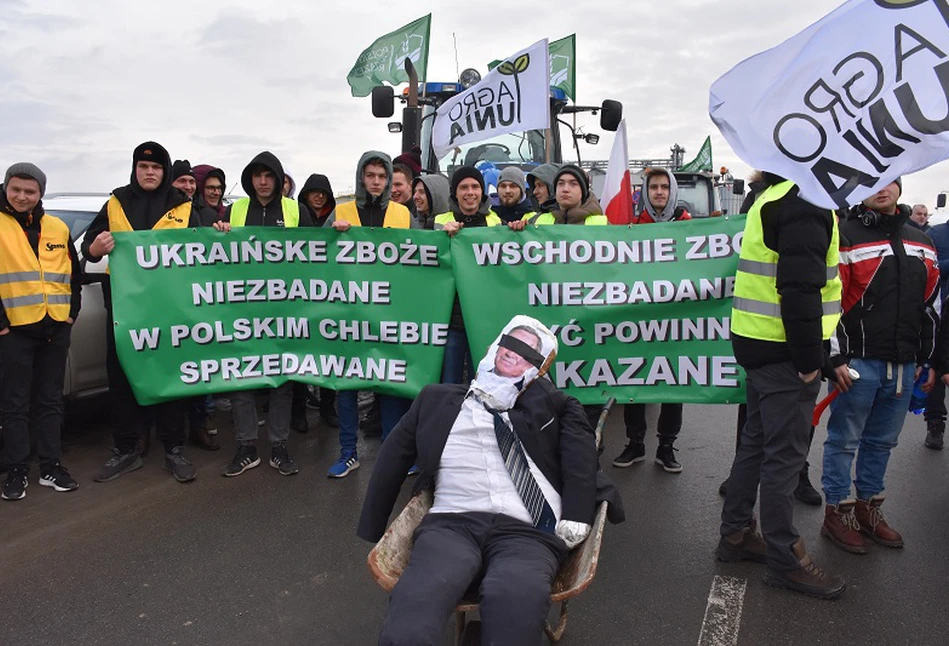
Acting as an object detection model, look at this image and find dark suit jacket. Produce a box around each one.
[357,379,624,543]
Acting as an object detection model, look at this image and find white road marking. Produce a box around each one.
[697,575,747,646]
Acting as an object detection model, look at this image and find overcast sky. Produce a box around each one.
[2,0,947,209]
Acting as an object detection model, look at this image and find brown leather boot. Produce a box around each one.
[820,500,868,554]
[716,517,767,563]
[854,495,904,548]
[189,425,220,451]
[763,539,846,600]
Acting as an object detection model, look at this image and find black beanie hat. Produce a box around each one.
[172,159,195,181]
[554,164,590,204]
[133,141,169,167]
[451,166,486,200]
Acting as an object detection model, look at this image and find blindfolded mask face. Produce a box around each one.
[468,315,558,411]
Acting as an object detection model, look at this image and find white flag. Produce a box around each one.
[710,0,949,210]
[433,39,550,160]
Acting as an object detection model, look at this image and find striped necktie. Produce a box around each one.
[489,409,557,533]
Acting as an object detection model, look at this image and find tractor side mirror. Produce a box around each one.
[371,86,395,119]
[599,100,623,132]
[937,193,946,209]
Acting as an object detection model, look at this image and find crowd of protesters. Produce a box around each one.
[2,139,948,603]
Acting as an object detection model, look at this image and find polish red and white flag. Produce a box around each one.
[602,119,633,225]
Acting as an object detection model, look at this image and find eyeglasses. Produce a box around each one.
[205,185,224,192]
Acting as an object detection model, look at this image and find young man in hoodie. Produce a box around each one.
[171,160,219,228]
[299,174,336,228]
[327,152,413,478]
[219,152,312,479]
[0,163,82,500]
[82,141,200,484]
[434,167,502,385]
[411,173,450,230]
[613,168,688,473]
[526,163,561,213]
[193,164,227,221]
[820,179,939,555]
[494,166,534,224]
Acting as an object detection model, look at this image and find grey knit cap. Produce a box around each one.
[498,166,527,192]
[5,162,47,197]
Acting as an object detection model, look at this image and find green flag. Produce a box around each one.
[678,136,713,172]
[347,14,431,98]
[489,34,576,101]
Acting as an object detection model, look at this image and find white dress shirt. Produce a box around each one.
[430,396,562,525]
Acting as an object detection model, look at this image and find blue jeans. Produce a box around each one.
[821,358,914,505]
[441,328,473,384]
[337,391,413,454]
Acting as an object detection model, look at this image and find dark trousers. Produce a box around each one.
[924,378,947,422]
[0,325,70,470]
[291,382,335,418]
[735,403,815,466]
[106,314,186,454]
[721,361,821,571]
[380,512,565,646]
[624,403,683,444]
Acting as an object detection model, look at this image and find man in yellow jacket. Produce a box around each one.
[0,163,82,500]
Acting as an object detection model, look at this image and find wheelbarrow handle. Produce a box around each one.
[594,398,616,452]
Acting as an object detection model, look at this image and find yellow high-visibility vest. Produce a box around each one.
[433,211,502,228]
[0,213,72,326]
[731,180,842,342]
[107,196,191,232]
[335,200,410,228]
[230,197,300,228]
[523,212,608,225]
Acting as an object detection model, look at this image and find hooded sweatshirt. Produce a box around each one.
[224,151,314,227]
[325,150,394,228]
[298,174,337,227]
[634,168,690,224]
[81,142,198,262]
[411,174,450,230]
[527,163,561,212]
[193,164,227,220]
[0,189,82,335]
[494,192,534,223]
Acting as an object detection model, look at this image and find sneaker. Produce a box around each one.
[223,444,261,477]
[328,451,359,478]
[763,539,846,600]
[820,500,868,554]
[39,462,79,492]
[164,446,197,483]
[1,469,28,501]
[716,519,767,563]
[94,448,144,482]
[925,419,945,450]
[612,443,646,468]
[854,495,904,548]
[270,443,299,476]
[655,443,682,473]
[794,465,822,506]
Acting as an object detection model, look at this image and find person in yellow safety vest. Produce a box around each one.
[433,166,503,385]
[327,150,411,230]
[717,172,847,600]
[80,141,201,485]
[212,151,312,479]
[522,165,607,226]
[0,163,82,500]
[223,152,312,229]
[327,151,413,480]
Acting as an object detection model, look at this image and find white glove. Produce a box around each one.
[555,520,591,549]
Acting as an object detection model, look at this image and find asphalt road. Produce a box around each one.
[2,397,948,645]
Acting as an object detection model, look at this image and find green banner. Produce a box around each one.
[678,135,713,172]
[347,14,431,97]
[109,227,454,405]
[489,34,576,100]
[451,218,747,405]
